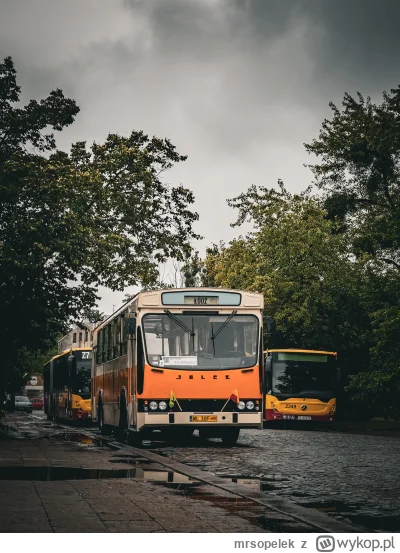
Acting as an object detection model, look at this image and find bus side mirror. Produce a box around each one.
[124,317,137,336]
[336,367,342,382]
[264,316,276,335]
[264,356,272,393]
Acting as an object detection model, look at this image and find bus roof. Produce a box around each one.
[96,288,264,330]
[51,347,92,361]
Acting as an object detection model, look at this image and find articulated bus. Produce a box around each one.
[92,288,264,446]
[264,349,339,423]
[44,348,92,422]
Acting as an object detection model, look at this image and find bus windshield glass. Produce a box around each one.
[271,352,336,400]
[143,313,259,370]
[74,351,92,399]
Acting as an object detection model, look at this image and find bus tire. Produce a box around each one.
[220,428,240,447]
[127,430,142,447]
[166,427,193,444]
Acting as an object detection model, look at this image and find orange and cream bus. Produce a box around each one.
[44,348,92,422]
[264,349,339,423]
[92,288,264,446]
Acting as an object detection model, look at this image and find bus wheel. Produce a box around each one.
[166,427,193,444]
[198,428,209,443]
[127,431,142,447]
[220,428,240,447]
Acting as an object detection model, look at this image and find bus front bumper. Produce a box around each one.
[265,409,334,422]
[136,411,262,430]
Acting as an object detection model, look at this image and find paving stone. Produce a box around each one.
[4,412,397,533]
[104,520,164,532]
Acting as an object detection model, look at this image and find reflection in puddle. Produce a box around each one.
[46,433,107,447]
[109,458,152,465]
[0,465,200,485]
[182,490,284,532]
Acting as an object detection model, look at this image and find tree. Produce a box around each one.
[82,309,105,324]
[0,57,199,396]
[305,88,400,419]
[304,89,400,270]
[181,251,203,287]
[205,183,371,379]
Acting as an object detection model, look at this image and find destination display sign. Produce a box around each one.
[183,296,219,306]
[160,356,198,366]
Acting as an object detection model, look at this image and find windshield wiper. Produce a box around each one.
[211,310,237,343]
[164,310,195,337]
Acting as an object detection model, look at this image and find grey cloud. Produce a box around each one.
[231,0,400,93]
[1,0,399,312]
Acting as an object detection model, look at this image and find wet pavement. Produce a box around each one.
[1,412,399,532]
[0,413,316,533]
[152,427,400,532]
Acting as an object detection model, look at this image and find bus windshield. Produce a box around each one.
[271,352,336,400]
[74,351,92,399]
[143,313,259,370]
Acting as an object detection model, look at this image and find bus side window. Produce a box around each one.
[97,330,103,364]
[121,316,128,356]
[103,327,108,363]
[107,325,113,361]
[115,317,121,358]
[111,319,118,359]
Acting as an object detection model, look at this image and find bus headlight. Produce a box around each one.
[159,401,167,411]
[149,401,158,410]
[238,401,245,410]
[246,401,255,410]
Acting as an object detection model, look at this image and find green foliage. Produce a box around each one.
[0,57,199,395]
[304,87,400,419]
[205,183,372,383]
[304,90,400,270]
[181,251,203,287]
[82,309,105,324]
[347,366,400,421]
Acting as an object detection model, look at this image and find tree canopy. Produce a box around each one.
[198,87,400,419]
[203,183,371,378]
[0,56,199,396]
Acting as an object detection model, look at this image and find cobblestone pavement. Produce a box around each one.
[153,427,400,532]
[0,413,316,533]
[2,413,399,532]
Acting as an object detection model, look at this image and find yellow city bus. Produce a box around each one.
[44,348,92,422]
[92,288,264,446]
[264,349,339,423]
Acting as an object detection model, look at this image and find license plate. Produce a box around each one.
[184,296,219,306]
[191,415,217,423]
[297,416,311,420]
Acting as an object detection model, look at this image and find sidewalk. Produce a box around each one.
[0,415,315,533]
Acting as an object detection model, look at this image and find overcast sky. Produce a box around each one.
[1,0,399,315]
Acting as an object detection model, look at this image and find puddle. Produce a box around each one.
[109,458,152,465]
[46,433,108,447]
[0,465,200,485]
[182,489,283,531]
